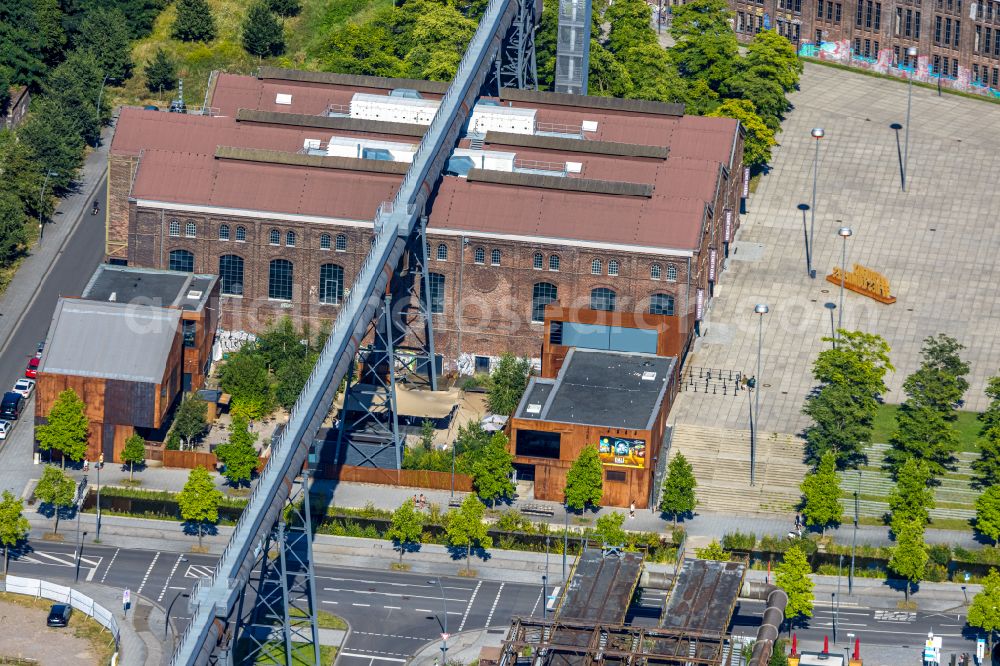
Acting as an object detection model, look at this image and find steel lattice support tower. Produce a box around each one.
[554,0,592,94]
[492,0,540,92]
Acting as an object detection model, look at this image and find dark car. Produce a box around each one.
[0,392,23,420]
[46,604,72,627]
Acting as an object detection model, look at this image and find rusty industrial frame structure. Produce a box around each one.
[498,618,741,666]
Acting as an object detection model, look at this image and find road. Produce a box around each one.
[0,176,107,390]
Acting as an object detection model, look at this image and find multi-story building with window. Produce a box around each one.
[729,0,1000,89]
[107,68,747,370]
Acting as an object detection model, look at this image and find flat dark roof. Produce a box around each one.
[82,265,216,311]
[662,558,745,636]
[516,349,674,430]
[560,548,644,624]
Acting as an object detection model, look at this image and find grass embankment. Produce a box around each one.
[0,592,117,666]
[872,403,982,452]
[112,0,388,109]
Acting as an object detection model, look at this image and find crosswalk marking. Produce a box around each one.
[184,564,215,578]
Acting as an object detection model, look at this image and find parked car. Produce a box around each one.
[12,378,34,398]
[0,420,10,440]
[46,604,72,627]
[35,341,44,358]
[25,356,39,378]
[0,392,23,420]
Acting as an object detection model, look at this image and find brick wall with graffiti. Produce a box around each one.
[799,41,1000,99]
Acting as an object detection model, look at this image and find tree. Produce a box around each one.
[799,450,843,535]
[77,8,133,84]
[909,334,970,415]
[268,0,302,16]
[973,374,1000,489]
[19,96,86,190]
[588,40,634,98]
[144,48,177,94]
[445,494,492,572]
[775,545,814,628]
[564,445,603,510]
[888,518,928,603]
[172,0,217,42]
[0,490,30,574]
[594,512,627,546]
[803,330,893,469]
[659,453,697,525]
[214,415,260,486]
[967,568,1000,646]
[275,355,313,410]
[976,486,1000,547]
[486,353,531,416]
[220,352,272,418]
[668,0,739,90]
[619,44,689,104]
[709,99,776,171]
[604,0,656,55]
[742,29,802,92]
[178,466,222,549]
[887,457,935,529]
[0,192,29,267]
[386,499,423,565]
[45,50,110,147]
[122,434,146,482]
[695,539,727,560]
[981,374,1000,434]
[36,388,89,467]
[172,395,208,450]
[315,17,404,78]
[34,465,75,535]
[0,0,45,86]
[242,1,285,57]
[472,432,515,506]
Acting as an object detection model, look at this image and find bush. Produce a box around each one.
[924,562,949,583]
[722,531,757,551]
[927,543,951,567]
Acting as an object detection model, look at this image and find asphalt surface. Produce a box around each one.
[0,176,107,391]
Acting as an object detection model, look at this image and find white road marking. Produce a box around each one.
[169,586,187,590]
[25,551,100,567]
[323,587,466,603]
[353,631,424,641]
[458,580,482,632]
[319,575,471,591]
[383,606,401,610]
[184,564,214,578]
[485,582,505,627]
[415,608,432,613]
[158,554,185,602]
[100,548,120,583]
[530,588,543,616]
[352,603,371,607]
[340,652,406,662]
[321,600,339,605]
[136,551,160,595]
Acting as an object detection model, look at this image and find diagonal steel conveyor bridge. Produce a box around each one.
[168,0,524,661]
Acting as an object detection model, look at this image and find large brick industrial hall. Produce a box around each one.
[107,67,746,370]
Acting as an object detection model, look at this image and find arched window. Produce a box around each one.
[531,282,558,323]
[428,273,445,314]
[169,249,194,273]
[219,255,244,296]
[548,254,560,271]
[649,293,675,316]
[219,224,230,241]
[491,249,501,266]
[474,247,485,264]
[591,287,616,312]
[533,252,544,270]
[608,259,620,276]
[319,264,344,305]
[336,233,347,251]
[591,258,602,275]
[269,229,280,245]
[185,221,196,238]
[320,233,331,250]
[285,231,296,247]
[268,259,293,300]
[235,226,247,242]
[666,263,678,281]
[650,263,662,280]
[168,219,180,237]
[437,243,448,260]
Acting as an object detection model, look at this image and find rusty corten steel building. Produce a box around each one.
[107,68,746,370]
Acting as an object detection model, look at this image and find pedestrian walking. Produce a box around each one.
[629,502,636,519]
[419,493,426,510]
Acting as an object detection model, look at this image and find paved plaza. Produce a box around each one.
[673,62,1000,435]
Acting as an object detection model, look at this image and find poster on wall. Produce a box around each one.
[598,436,646,468]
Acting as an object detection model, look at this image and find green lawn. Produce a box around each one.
[872,403,983,452]
[239,640,337,665]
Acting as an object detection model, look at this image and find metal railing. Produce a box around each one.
[535,121,584,136]
[514,158,567,173]
[325,103,351,116]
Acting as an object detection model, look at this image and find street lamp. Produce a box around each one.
[164,590,190,640]
[542,574,548,620]
[903,46,918,192]
[38,170,59,241]
[824,303,836,348]
[809,128,825,279]
[428,579,448,663]
[837,228,853,336]
[850,469,859,595]
[562,502,569,582]
[752,304,768,486]
[96,453,104,542]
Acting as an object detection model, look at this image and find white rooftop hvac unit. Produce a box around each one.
[469,105,536,135]
[350,92,440,125]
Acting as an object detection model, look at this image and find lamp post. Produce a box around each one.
[752,304,768,487]
[837,228,853,335]
[832,592,838,644]
[542,574,548,620]
[96,453,104,542]
[562,502,569,582]
[450,443,456,498]
[164,590,190,640]
[824,303,836,348]
[903,46,918,191]
[428,579,448,663]
[95,74,109,147]
[37,170,59,241]
[850,470,859,595]
[809,128,825,278]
